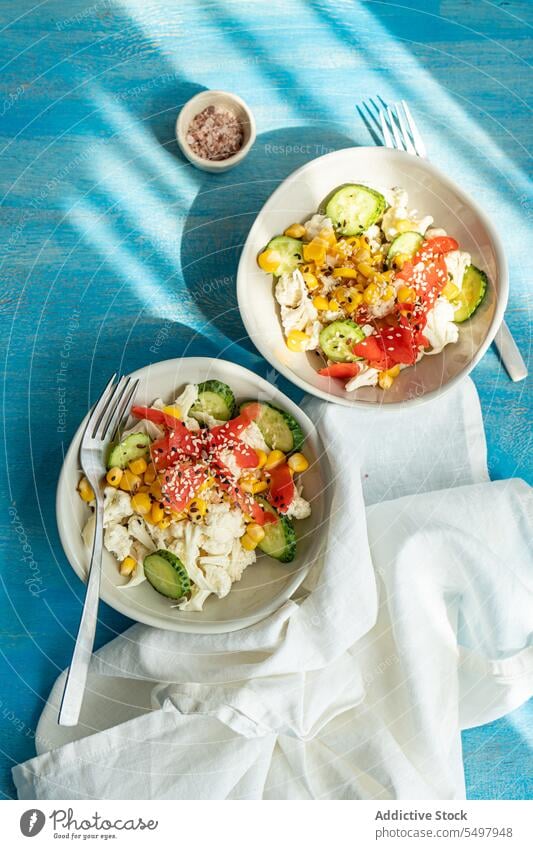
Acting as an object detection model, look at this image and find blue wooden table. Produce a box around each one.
[0,0,531,800]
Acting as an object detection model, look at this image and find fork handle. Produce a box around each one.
[494,320,528,382]
[58,497,104,726]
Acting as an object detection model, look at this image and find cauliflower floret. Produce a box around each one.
[103,487,133,527]
[275,270,318,345]
[127,515,156,551]
[203,564,232,598]
[364,223,382,253]
[104,523,131,561]
[201,502,245,556]
[444,250,471,291]
[217,448,241,480]
[240,421,269,453]
[285,493,311,520]
[424,297,459,354]
[227,538,256,582]
[345,366,380,391]
[304,213,333,240]
[381,187,433,240]
[178,587,211,612]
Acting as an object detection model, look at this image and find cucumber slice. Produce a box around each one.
[325,184,387,236]
[240,401,304,453]
[319,320,365,362]
[190,380,236,423]
[143,549,191,600]
[387,231,424,266]
[452,265,488,323]
[255,498,296,563]
[107,433,151,470]
[263,235,303,276]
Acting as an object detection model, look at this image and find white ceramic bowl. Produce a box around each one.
[176,90,256,173]
[56,358,328,633]
[237,147,508,407]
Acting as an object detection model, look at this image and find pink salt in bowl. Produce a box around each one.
[176,90,256,173]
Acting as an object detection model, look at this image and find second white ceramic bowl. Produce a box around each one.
[237,147,508,408]
[56,358,328,633]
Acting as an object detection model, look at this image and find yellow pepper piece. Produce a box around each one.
[303,237,328,264]
[284,223,306,239]
[254,449,267,469]
[240,477,268,494]
[328,298,340,311]
[246,523,266,544]
[378,365,402,390]
[363,283,380,305]
[312,295,329,311]
[162,405,182,419]
[333,267,359,279]
[441,281,460,301]
[302,271,319,291]
[187,497,207,523]
[286,330,309,352]
[150,502,165,524]
[258,249,281,273]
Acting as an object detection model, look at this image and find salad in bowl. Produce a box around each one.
[77,379,312,613]
[257,183,488,392]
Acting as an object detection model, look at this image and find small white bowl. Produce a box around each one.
[56,358,328,634]
[237,146,508,408]
[176,90,256,173]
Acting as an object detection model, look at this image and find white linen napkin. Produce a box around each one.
[13,378,533,800]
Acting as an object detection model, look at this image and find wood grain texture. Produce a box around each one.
[0,0,531,799]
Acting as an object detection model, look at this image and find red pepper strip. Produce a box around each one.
[131,405,184,430]
[267,463,295,514]
[352,334,389,370]
[208,410,260,468]
[353,325,418,369]
[161,463,210,512]
[423,236,458,254]
[318,362,361,379]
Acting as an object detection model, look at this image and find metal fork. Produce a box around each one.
[58,373,139,726]
[361,98,527,383]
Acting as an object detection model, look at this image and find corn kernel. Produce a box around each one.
[288,453,309,473]
[312,295,329,311]
[378,365,402,390]
[119,470,141,492]
[131,492,152,515]
[397,286,416,304]
[240,533,258,551]
[144,464,157,484]
[162,405,182,419]
[255,449,267,469]
[284,223,306,239]
[328,298,340,311]
[264,449,285,471]
[137,484,151,493]
[246,523,266,544]
[355,248,371,263]
[149,480,163,500]
[158,517,171,530]
[382,285,395,301]
[393,253,409,269]
[258,249,281,273]
[78,476,95,502]
[106,467,123,487]
[286,329,309,352]
[128,457,147,476]
[170,510,186,521]
[363,283,380,305]
[344,291,363,313]
[302,271,319,290]
[319,227,337,248]
[120,556,136,577]
[187,497,207,523]
[150,502,165,524]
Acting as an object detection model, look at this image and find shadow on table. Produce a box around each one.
[179,125,355,348]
